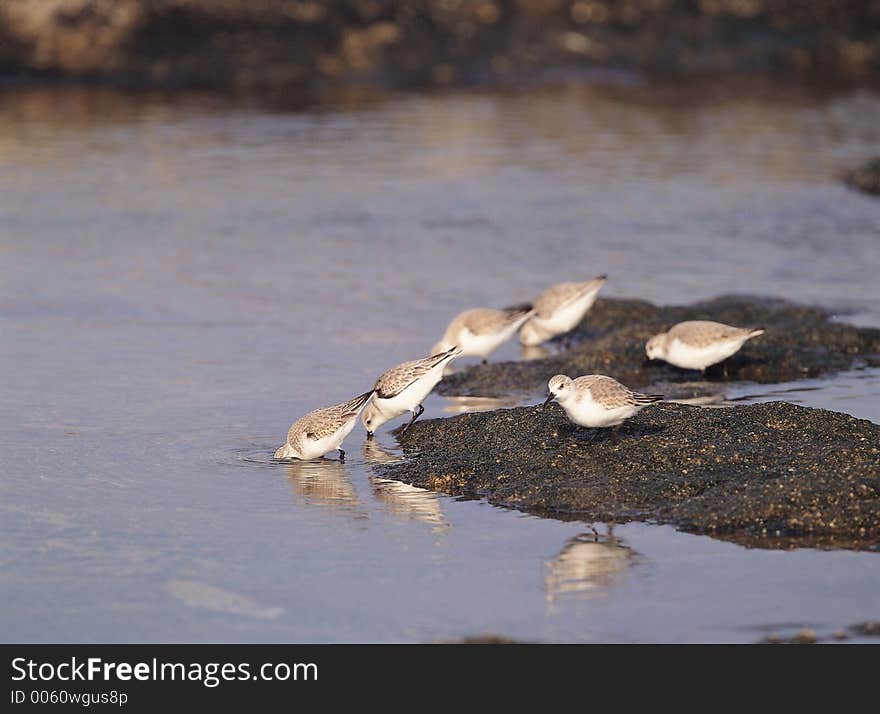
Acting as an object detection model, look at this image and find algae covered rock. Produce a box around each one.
[379,401,880,551]
[439,295,880,398]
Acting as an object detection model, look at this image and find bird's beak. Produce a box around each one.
[543,393,555,406]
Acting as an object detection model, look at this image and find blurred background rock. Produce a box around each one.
[1,0,878,91]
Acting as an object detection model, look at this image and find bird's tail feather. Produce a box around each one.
[427,344,463,366]
[342,390,375,416]
[634,393,664,405]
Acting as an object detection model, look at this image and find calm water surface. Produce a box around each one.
[1,82,879,642]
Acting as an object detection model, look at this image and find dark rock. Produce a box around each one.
[849,620,880,637]
[1,1,879,89]
[439,295,880,398]
[378,401,880,551]
[845,157,880,196]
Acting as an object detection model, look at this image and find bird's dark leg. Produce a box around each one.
[609,425,621,445]
[366,431,374,441]
[481,358,488,365]
[337,448,346,462]
[401,404,425,432]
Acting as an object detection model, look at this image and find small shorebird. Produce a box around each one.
[519,276,607,346]
[275,391,373,461]
[432,307,533,363]
[362,346,461,437]
[646,320,765,373]
[544,374,662,430]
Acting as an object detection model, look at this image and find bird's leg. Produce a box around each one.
[337,448,346,462]
[402,404,425,432]
[609,425,621,445]
[723,361,729,380]
[366,431,374,441]
[481,358,488,365]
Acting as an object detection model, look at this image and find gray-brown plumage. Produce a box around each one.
[432,306,534,359]
[578,375,660,408]
[646,320,765,372]
[275,391,373,460]
[533,277,606,318]
[362,346,462,435]
[447,307,531,336]
[373,348,459,399]
[519,276,607,346]
[545,374,662,428]
[666,320,763,348]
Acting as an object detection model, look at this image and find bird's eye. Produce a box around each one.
[558,384,564,389]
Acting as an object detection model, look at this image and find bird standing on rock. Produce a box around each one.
[362,346,462,438]
[646,320,765,374]
[432,307,534,363]
[519,276,607,346]
[544,374,662,434]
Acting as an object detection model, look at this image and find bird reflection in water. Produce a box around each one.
[545,526,637,605]
[361,438,404,465]
[520,344,550,361]
[363,439,449,533]
[285,459,361,512]
[442,395,519,415]
[370,478,450,534]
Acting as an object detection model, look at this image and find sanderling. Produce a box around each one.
[544,374,662,429]
[519,276,607,346]
[646,320,765,373]
[432,307,533,362]
[545,528,634,603]
[275,390,373,461]
[362,345,461,437]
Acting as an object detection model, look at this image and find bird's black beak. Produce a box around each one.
[543,393,555,406]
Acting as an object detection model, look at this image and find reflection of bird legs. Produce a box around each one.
[705,361,730,380]
[401,404,425,432]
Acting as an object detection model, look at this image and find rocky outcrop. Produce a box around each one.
[439,295,880,398]
[378,401,880,551]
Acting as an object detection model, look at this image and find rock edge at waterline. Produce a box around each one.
[379,401,880,551]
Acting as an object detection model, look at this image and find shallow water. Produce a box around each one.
[1,82,879,643]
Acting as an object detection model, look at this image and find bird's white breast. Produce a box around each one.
[665,337,748,370]
[457,327,510,358]
[535,289,599,335]
[375,366,444,417]
[558,393,639,427]
[297,419,355,460]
